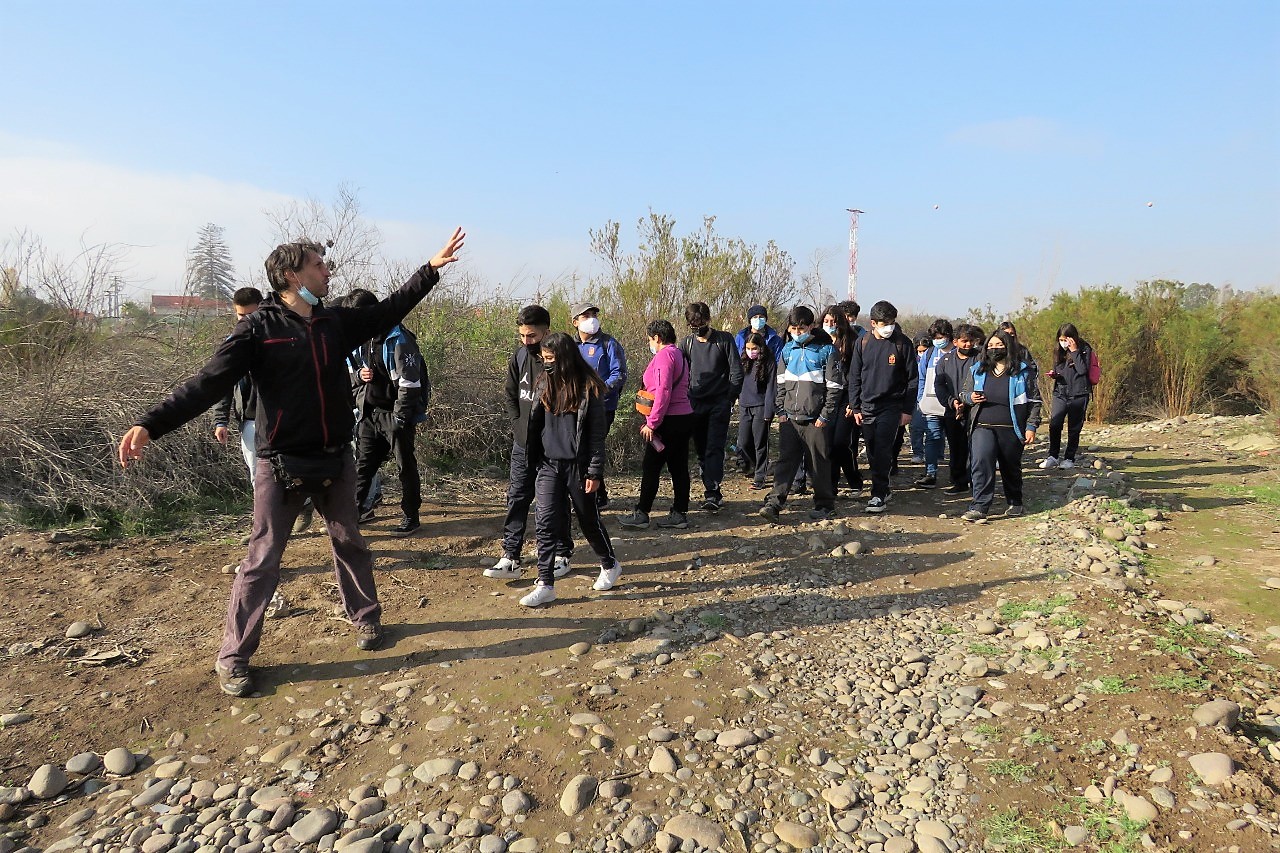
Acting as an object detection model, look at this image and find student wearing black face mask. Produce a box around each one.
[959,329,1042,521]
[485,305,574,582]
[679,302,743,513]
[933,324,984,495]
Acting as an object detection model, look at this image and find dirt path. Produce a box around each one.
[1,413,1278,851]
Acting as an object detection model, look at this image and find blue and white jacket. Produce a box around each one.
[961,359,1043,436]
[775,330,844,424]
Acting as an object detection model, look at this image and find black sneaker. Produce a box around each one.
[355,622,384,651]
[865,496,889,514]
[943,482,970,494]
[701,497,722,514]
[758,503,781,523]
[1004,505,1025,517]
[656,511,689,529]
[393,518,421,536]
[215,662,253,697]
[808,506,837,521]
[913,474,937,489]
[358,507,376,523]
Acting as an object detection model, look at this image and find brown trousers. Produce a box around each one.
[217,453,381,668]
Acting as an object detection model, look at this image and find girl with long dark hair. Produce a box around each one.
[521,332,621,606]
[1041,322,1100,470]
[821,305,863,496]
[736,331,778,490]
[959,330,1043,521]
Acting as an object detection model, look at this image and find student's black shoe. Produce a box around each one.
[758,503,781,523]
[749,482,768,491]
[393,518,421,536]
[913,474,937,489]
[701,497,722,514]
[358,507,376,524]
[808,506,837,521]
[944,482,970,495]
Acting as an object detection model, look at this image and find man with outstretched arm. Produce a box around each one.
[119,228,465,697]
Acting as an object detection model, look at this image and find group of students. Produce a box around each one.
[484,298,1105,610]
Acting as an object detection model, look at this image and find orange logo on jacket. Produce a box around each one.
[888,354,896,364]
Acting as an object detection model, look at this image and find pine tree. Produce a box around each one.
[185,223,237,300]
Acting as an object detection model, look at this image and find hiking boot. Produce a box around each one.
[656,511,689,529]
[618,510,650,529]
[944,481,970,494]
[593,559,623,591]
[393,517,421,536]
[865,496,889,514]
[520,582,557,607]
[961,508,988,522]
[484,556,523,580]
[553,555,572,579]
[1004,504,1025,517]
[913,474,937,489]
[1038,456,1059,470]
[355,622,384,651]
[1059,458,1076,469]
[292,503,314,535]
[808,506,837,521]
[215,662,253,697]
[701,497,722,513]
[758,503,781,523]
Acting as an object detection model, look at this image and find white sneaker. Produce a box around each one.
[265,591,288,619]
[593,559,623,591]
[519,582,557,607]
[1039,456,1059,469]
[553,556,572,579]
[1059,458,1076,469]
[483,556,523,580]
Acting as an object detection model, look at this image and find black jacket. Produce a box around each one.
[848,328,919,414]
[354,324,427,422]
[528,389,608,481]
[212,374,258,428]
[138,265,440,456]
[504,345,542,449]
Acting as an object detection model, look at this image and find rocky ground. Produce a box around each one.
[1,413,1279,853]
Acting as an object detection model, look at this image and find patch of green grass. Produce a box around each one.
[934,624,960,636]
[1219,484,1280,507]
[988,759,1036,781]
[1224,646,1254,662]
[698,613,729,630]
[696,652,724,668]
[998,594,1074,622]
[1152,672,1210,692]
[1102,499,1150,527]
[1071,797,1149,853]
[1051,611,1087,629]
[974,723,1003,738]
[983,808,1065,853]
[969,642,1004,657]
[1030,647,1063,662]
[1092,675,1137,695]
[1082,738,1109,754]
[1024,730,1055,747]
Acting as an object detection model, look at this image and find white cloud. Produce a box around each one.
[947,117,1103,155]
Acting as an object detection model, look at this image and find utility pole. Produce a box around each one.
[846,209,864,302]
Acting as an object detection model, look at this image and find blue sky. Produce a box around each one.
[2,1,1277,316]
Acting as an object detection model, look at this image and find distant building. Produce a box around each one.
[150,295,227,318]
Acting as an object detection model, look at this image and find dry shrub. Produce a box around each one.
[0,333,248,528]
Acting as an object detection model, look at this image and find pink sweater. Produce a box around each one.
[643,344,692,428]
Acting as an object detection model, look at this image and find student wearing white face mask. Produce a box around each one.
[847,300,919,513]
[571,302,627,509]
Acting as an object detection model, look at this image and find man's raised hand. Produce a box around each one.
[429,227,466,270]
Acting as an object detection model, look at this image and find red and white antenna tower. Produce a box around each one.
[846,208,864,301]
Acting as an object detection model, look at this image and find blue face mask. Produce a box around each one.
[792,332,811,345]
[750,317,766,331]
[932,338,947,348]
[298,286,321,306]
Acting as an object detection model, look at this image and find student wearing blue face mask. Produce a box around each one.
[759,305,844,523]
